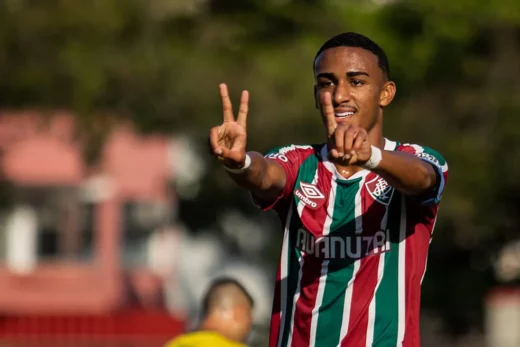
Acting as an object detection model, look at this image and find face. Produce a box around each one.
[314,46,396,133]
[231,302,253,342]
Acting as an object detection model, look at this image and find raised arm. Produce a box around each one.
[321,92,444,201]
[372,150,438,196]
[208,84,287,204]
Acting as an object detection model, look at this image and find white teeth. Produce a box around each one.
[335,112,355,118]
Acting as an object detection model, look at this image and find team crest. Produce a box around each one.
[365,176,394,205]
[294,182,325,209]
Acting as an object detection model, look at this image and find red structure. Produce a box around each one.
[0,112,186,346]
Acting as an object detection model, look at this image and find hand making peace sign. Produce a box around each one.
[208,84,249,169]
[320,92,373,166]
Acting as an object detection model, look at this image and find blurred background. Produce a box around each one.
[0,0,520,346]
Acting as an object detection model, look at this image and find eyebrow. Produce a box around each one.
[347,71,370,77]
[316,72,335,80]
[316,71,370,79]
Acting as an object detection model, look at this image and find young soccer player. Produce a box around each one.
[208,32,448,347]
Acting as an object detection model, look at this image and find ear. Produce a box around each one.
[314,85,319,109]
[380,81,396,108]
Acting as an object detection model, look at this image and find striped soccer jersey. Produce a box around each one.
[255,138,448,347]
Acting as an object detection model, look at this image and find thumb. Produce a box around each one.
[218,147,232,159]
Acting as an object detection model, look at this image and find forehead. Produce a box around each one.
[314,46,381,77]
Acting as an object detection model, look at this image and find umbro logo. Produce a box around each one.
[365,176,394,205]
[294,182,325,209]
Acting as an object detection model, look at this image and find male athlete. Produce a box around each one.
[164,277,254,347]
[208,32,448,347]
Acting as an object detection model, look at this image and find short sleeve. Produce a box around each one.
[251,145,315,211]
[397,144,448,206]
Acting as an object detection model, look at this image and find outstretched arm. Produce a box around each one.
[208,84,287,205]
[225,152,287,204]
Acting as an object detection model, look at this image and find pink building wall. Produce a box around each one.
[0,111,176,315]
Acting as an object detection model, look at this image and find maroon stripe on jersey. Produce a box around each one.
[402,200,437,347]
[290,163,333,347]
[290,258,324,347]
[270,266,283,347]
[342,172,388,347]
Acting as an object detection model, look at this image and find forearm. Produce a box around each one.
[226,151,286,201]
[373,150,436,196]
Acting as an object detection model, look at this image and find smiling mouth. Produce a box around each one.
[334,111,355,118]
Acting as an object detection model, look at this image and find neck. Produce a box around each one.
[367,116,385,149]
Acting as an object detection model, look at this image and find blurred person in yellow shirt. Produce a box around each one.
[164,277,254,347]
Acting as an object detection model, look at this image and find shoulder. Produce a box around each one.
[265,143,324,161]
[394,142,448,168]
[265,144,320,155]
[162,331,199,347]
[163,331,245,347]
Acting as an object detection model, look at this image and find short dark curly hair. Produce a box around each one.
[314,32,390,77]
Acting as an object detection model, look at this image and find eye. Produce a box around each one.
[350,80,365,87]
[318,80,333,88]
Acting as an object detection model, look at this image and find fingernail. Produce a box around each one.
[344,154,351,160]
[338,152,344,157]
[215,149,222,155]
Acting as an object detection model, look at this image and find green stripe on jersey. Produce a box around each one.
[280,214,303,347]
[314,178,362,346]
[372,192,402,345]
[294,150,319,189]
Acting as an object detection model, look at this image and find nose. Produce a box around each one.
[333,80,351,106]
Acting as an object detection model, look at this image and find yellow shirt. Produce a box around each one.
[163,331,246,347]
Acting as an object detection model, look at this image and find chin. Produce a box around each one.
[334,116,357,125]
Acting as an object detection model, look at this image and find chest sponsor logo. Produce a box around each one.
[294,182,325,209]
[365,176,394,205]
[296,227,391,260]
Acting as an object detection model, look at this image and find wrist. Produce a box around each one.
[361,146,382,169]
[224,153,252,174]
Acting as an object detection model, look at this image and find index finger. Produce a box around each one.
[236,90,249,128]
[220,83,234,122]
[321,92,337,136]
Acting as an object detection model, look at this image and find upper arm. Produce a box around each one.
[252,145,314,211]
[397,144,449,206]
